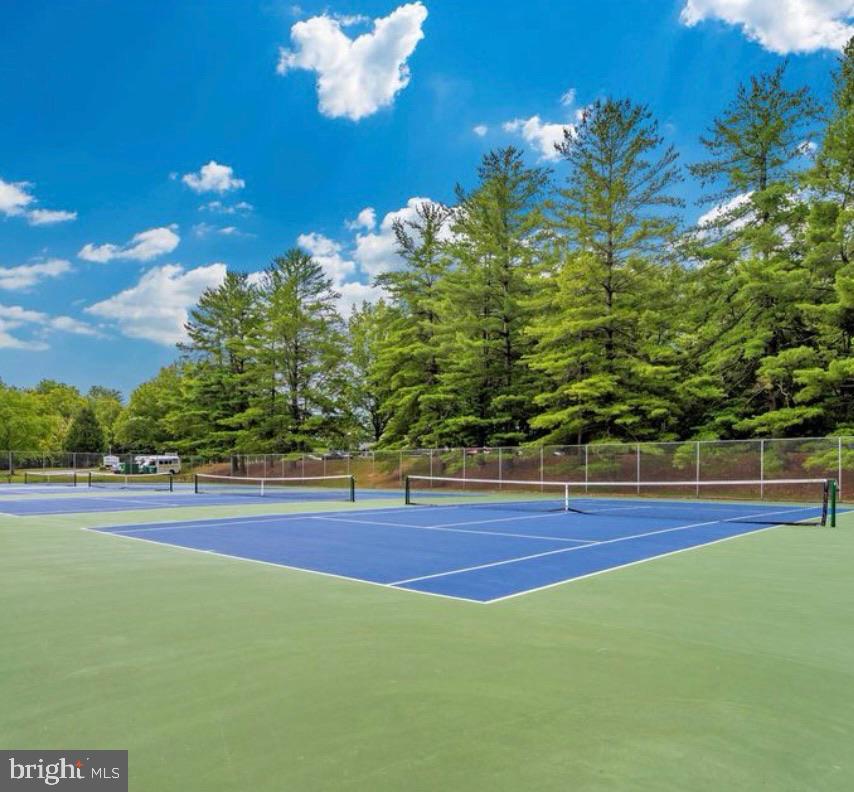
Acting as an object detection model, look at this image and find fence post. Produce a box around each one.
[839,437,843,500]
[462,448,466,481]
[695,441,700,496]
[539,446,544,484]
[498,447,503,485]
[760,439,765,498]
[584,445,589,493]
[636,443,641,494]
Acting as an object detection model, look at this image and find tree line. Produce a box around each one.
[3,48,853,455]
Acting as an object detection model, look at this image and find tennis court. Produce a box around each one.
[0,472,369,515]
[89,477,837,602]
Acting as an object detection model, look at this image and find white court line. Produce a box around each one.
[388,505,811,587]
[82,526,483,605]
[104,512,590,545]
[94,504,423,533]
[487,520,812,603]
[316,515,593,544]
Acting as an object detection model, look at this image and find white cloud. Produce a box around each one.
[346,207,377,231]
[297,231,356,285]
[503,116,572,161]
[200,200,254,215]
[246,271,266,288]
[277,2,428,120]
[182,161,245,194]
[27,208,77,225]
[696,191,755,232]
[0,258,72,291]
[472,124,488,137]
[353,196,449,276]
[79,226,180,263]
[0,176,76,225]
[48,315,100,336]
[0,177,34,217]
[798,139,819,156]
[337,281,387,314]
[680,0,854,54]
[86,263,227,345]
[193,221,252,238]
[0,303,98,350]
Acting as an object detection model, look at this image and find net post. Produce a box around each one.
[404,476,411,505]
[87,471,93,488]
[168,473,174,493]
[71,471,77,487]
[349,476,355,502]
[193,474,199,494]
[830,479,837,528]
[564,483,570,512]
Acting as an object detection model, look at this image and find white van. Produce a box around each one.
[134,454,181,474]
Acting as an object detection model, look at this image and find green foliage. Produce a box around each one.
[525,99,685,443]
[9,48,854,452]
[0,382,59,452]
[432,147,549,446]
[64,404,105,452]
[373,201,451,446]
[114,366,184,451]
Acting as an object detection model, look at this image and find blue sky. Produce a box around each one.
[0,0,849,397]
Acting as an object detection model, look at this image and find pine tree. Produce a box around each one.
[525,99,685,443]
[433,147,550,446]
[687,63,825,436]
[373,202,451,446]
[249,249,349,450]
[65,404,105,452]
[347,300,394,444]
[180,272,260,454]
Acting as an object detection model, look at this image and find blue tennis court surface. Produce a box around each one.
[0,486,399,515]
[89,498,833,603]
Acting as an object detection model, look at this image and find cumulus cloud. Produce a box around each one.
[277,2,428,120]
[0,178,34,217]
[0,176,76,225]
[182,161,246,194]
[680,0,854,54]
[503,116,572,161]
[337,281,387,314]
[696,191,755,235]
[352,196,450,276]
[472,124,488,137]
[0,258,72,291]
[78,226,180,263]
[0,303,99,350]
[297,231,357,285]
[86,263,227,345]
[346,207,377,231]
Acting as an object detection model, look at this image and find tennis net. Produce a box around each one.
[88,471,174,491]
[23,470,78,487]
[194,473,356,502]
[404,475,837,526]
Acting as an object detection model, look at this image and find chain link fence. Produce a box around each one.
[2,436,852,500]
